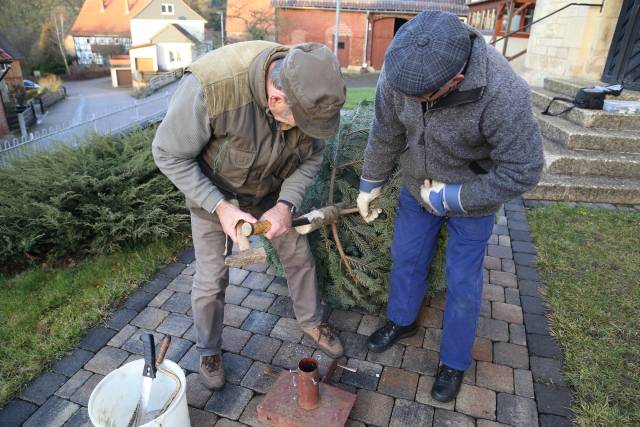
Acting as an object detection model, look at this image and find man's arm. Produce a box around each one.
[152,74,225,213]
[459,80,544,210]
[277,138,325,210]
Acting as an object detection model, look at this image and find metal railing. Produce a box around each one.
[0,93,171,166]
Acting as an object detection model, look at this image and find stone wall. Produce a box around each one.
[523,0,623,85]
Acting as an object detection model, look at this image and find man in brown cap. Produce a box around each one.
[152,41,346,390]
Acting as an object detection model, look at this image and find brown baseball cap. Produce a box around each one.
[280,43,346,139]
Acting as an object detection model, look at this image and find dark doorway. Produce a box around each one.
[602,0,640,90]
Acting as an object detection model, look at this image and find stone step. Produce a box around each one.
[535,111,640,154]
[526,172,640,205]
[531,87,640,131]
[543,138,640,179]
[543,77,640,101]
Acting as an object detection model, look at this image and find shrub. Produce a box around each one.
[37,74,64,93]
[0,127,189,272]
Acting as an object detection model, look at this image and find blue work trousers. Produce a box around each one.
[387,186,494,371]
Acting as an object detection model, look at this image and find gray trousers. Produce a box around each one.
[189,206,323,356]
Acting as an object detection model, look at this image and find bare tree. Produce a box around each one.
[227,0,276,41]
[50,7,71,75]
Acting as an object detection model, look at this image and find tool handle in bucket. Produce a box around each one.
[140,334,157,378]
[156,336,172,365]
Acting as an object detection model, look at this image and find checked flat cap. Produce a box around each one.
[384,11,471,96]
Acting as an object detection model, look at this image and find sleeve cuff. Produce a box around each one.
[201,189,226,214]
[444,184,465,213]
[360,177,385,192]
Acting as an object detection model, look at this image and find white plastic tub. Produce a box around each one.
[88,359,190,427]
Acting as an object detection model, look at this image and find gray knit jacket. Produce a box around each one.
[362,31,544,217]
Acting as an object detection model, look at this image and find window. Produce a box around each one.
[338,41,345,49]
[169,51,174,62]
[175,51,181,61]
[161,3,174,14]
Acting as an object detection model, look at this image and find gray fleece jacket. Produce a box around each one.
[361,31,544,217]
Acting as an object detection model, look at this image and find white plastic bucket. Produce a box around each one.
[88,359,190,427]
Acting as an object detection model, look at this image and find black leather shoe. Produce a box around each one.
[431,364,464,402]
[367,320,418,353]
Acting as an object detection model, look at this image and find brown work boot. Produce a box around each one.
[303,323,344,358]
[200,354,225,390]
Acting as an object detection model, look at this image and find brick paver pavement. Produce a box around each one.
[1,198,575,426]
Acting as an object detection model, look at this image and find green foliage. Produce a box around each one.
[528,205,640,427]
[0,127,190,272]
[344,87,377,110]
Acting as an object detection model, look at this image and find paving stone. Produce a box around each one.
[241,361,282,394]
[271,342,314,370]
[0,399,38,426]
[367,344,404,368]
[266,277,289,296]
[158,262,187,278]
[55,370,92,399]
[455,383,496,420]
[528,334,562,359]
[523,313,549,335]
[64,406,90,427]
[225,285,251,305]
[514,369,534,398]
[493,224,509,235]
[341,359,383,391]
[157,313,193,336]
[540,414,573,427]
[130,307,170,329]
[241,334,281,363]
[417,306,444,328]
[476,421,511,427]
[164,336,193,362]
[242,272,274,291]
[390,399,434,427]
[476,362,514,393]
[512,241,536,254]
[508,220,530,232]
[20,372,68,405]
[312,349,345,382]
[399,326,425,347]
[104,308,138,330]
[498,235,511,247]
[269,317,303,343]
[267,296,295,318]
[477,318,509,342]
[480,299,492,318]
[148,289,174,308]
[513,251,537,267]
[52,348,94,377]
[241,311,279,336]
[339,331,368,359]
[141,274,173,294]
[350,389,394,426]
[401,346,439,376]
[484,284,505,302]
[182,264,196,276]
[509,324,527,346]
[186,372,214,408]
[121,328,163,354]
[84,346,129,375]
[490,271,517,288]
[178,345,200,372]
[530,356,566,386]
[184,324,197,342]
[328,310,363,332]
[345,420,366,427]
[518,279,542,297]
[123,290,156,312]
[357,315,386,336]
[123,353,143,365]
[167,274,193,293]
[521,295,547,315]
[484,255,502,270]
[463,360,477,385]
[487,245,513,260]
[492,302,523,324]
[504,288,520,306]
[497,393,538,427]
[214,419,247,427]
[221,326,252,353]
[432,408,474,427]
[377,367,419,400]
[509,229,533,242]
[161,292,192,314]
[501,259,516,274]
[239,395,269,427]
[429,292,447,310]
[78,326,117,353]
[224,304,252,328]
[223,352,253,384]
[70,374,104,406]
[242,290,276,311]
[472,337,493,362]
[516,266,541,283]
[488,234,499,245]
[188,407,219,426]
[494,342,529,369]
[415,375,455,410]
[205,384,253,420]
[230,268,250,285]
[23,396,78,427]
[244,263,269,273]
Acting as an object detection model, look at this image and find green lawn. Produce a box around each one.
[0,236,189,406]
[344,87,376,109]
[527,204,640,426]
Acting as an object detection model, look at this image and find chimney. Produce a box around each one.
[99,0,104,12]
[125,0,129,14]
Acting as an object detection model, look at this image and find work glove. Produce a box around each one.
[420,179,465,216]
[357,187,382,223]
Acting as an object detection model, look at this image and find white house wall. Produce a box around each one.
[129,45,159,79]
[73,36,131,65]
[130,19,205,45]
[157,43,193,70]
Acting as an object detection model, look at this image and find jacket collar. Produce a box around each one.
[248,44,290,114]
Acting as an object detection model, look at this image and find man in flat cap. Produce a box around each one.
[357,11,543,401]
[153,41,346,390]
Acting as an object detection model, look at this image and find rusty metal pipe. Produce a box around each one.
[297,357,320,410]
